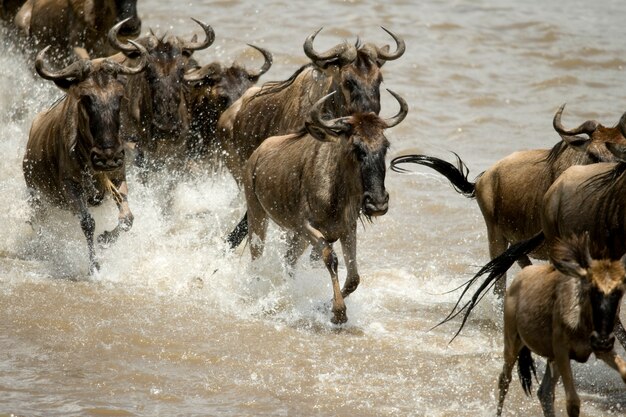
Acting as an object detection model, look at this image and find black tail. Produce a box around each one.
[517,346,537,396]
[226,212,248,249]
[439,231,545,340]
[390,153,477,198]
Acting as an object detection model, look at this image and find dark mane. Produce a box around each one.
[581,161,626,198]
[352,113,386,137]
[252,63,315,99]
[540,140,567,166]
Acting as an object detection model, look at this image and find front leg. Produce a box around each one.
[554,352,580,417]
[97,178,133,247]
[303,221,346,324]
[340,226,360,299]
[64,179,99,274]
[595,350,626,383]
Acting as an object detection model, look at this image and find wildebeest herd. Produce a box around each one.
[3,1,626,416]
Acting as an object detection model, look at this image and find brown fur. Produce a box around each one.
[217,31,404,185]
[111,23,213,172]
[242,93,405,324]
[23,48,145,273]
[497,236,626,417]
[475,115,626,295]
[15,0,140,64]
[184,46,272,160]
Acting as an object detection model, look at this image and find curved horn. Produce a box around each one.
[303,28,357,68]
[376,27,406,62]
[553,104,599,137]
[384,89,409,128]
[245,44,273,80]
[108,17,139,54]
[107,40,149,75]
[310,92,351,132]
[35,46,91,83]
[617,110,626,139]
[183,18,215,52]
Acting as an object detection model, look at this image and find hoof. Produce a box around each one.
[89,261,100,275]
[97,231,115,248]
[331,311,348,325]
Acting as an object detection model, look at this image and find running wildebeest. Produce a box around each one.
[218,26,405,185]
[232,90,407,324]
[107,18,214,171]
[23,35,147,274]
[15,0,141,63]
[391,106,626,296]
[447,146,626,347]
[183,44,273,160]
[497,234,626,417]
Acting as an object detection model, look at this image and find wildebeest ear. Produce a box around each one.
[560,134,591,152]
[606,142,626,162]
[551,235,592,279]
[305,121,329,141]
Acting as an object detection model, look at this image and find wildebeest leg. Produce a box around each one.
[496,321,522,416]
[97,179,134,247]
[594,350,626,383]
[285,232,308,277]
[487,224,509,298]
[247,196,269,261]
[64,180,99,274]
[340,227,359,299]
[537,360,559,417]
[303,221,346,324]
[554,352,580,417]
[614,319,626,351]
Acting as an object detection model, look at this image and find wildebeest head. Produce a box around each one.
[551,234,626,353]
[113,0,141,38]
[109,18,215,140]
[35,39,148,171]
[184,44,273,118]
[306,89,408,217]
[553,104,626,162]
[304,27,405,115]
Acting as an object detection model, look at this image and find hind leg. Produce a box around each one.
[538,360,559,417]
[486,224,509,298]
[497,336,522,416]
[285,232,308,277]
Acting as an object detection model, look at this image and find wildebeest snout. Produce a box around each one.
[91,146,125,171]
[590,331,615,352]
[362,190,389,216]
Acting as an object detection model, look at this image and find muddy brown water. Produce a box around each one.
[1,0,626,415]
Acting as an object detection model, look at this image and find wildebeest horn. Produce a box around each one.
[618,110,626,139]
[245,44,273,80]
[309,92,351,133]
[108,18,139,54]
[35,46,92,84]
[376,27,406,63]
[553,104,599,137]
[304,28,357,68]
[384,89,409,128]
[106,40,149,75]
[183,18,215,52]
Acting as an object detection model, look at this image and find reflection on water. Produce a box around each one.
[2,0,626,415]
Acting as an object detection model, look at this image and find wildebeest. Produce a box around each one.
[183,44,273,160]
[233,90,407,324]
[15,0,141,63]
[23,35,147,274]
[391,105,626,296]
[497,234,626,417]
[107,18,214,171]
[447,147,626,347]
[0,0,24,20]
[218,27,405,185]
